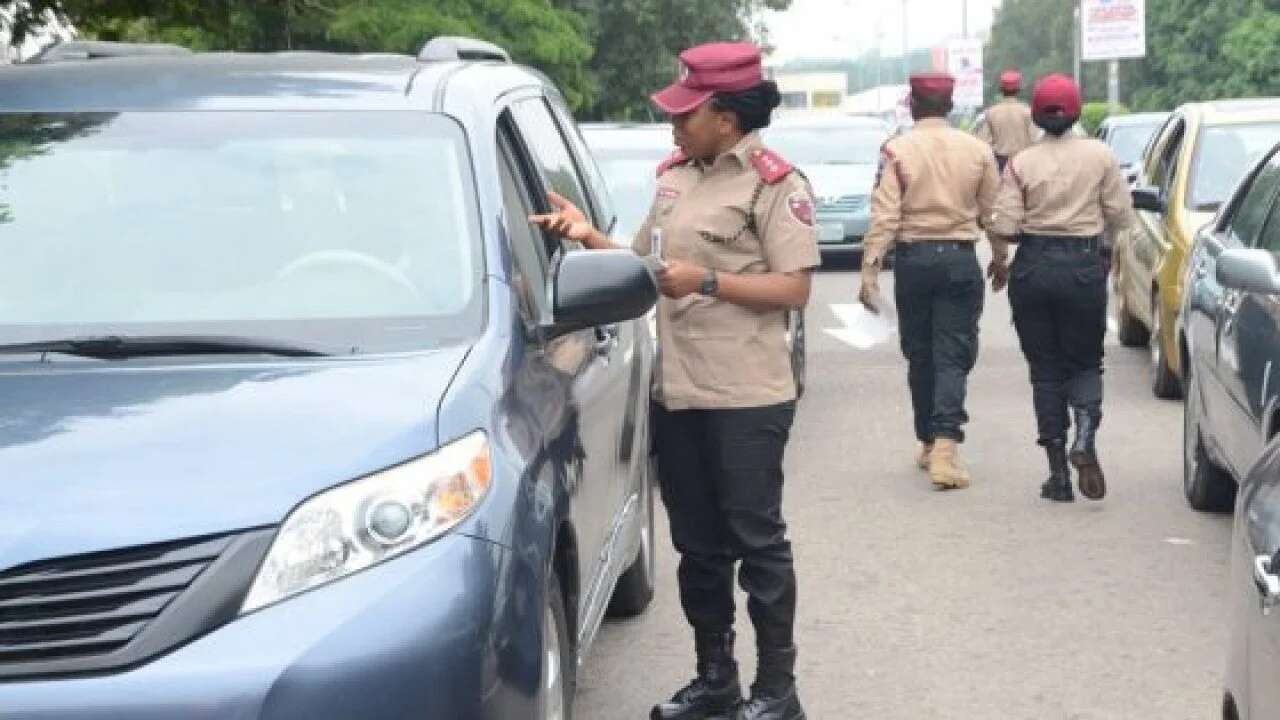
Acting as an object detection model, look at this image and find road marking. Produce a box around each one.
[1164,537,1196,546]
[825,303,896,349]
[1107,317,1118,337]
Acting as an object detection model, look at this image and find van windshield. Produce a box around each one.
[0,111,483,354]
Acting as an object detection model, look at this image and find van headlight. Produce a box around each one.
[241,431,492,614]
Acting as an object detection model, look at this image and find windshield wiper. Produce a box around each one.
[0,334,333,360]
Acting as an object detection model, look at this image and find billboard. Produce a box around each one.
[1081,0,1146,61]
[947,39,984,108]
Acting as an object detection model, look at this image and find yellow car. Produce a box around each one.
[1115,99,1280,398]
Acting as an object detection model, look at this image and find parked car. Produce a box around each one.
[581,121,808,397]
[0,37,659,719]
[1181,142,1280,512]
[1095,111,1170,183]
[763,114,889,265]
[1117,99,1280,399]
[1223,434,1280,719]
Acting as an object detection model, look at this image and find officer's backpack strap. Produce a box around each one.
[656,149,691,177]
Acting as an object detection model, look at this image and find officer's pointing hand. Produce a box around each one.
[657,260,704,299]
[530,192,595,244]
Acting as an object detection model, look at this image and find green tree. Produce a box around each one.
[1221,6,1280,100]
[3,0,596,109]
[575,0,792,121]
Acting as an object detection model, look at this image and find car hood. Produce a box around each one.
[803,163,877,201]
[0,347,468,571]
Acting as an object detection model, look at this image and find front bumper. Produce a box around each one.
[0,535,537,720]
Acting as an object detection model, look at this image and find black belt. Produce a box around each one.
[1019,234,1102,253]
[897,240,976,255]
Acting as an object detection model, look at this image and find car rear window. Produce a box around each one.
[0,111,483,353]
[1189,122,1280,212]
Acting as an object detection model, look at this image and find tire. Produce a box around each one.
[1151,292,1182,399]
[1117,292,1150,347]
[1183,367,1236,512]
[791,309,807,400]
[607,458,656,618]
[543,568,575,720]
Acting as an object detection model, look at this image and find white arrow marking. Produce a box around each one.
[824,303,897,349]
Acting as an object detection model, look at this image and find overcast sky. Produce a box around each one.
[762,0,1002,63]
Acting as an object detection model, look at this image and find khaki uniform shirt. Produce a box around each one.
[633,132,820,411]
[989,134,1133,255]
[863,118,1001,267]
[976,98,1037,158]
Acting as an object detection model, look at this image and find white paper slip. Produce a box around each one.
[825,302,898,349]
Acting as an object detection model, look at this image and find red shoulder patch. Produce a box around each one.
[657,149,690,177]
[749,148,794,184]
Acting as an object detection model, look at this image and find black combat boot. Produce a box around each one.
[734,646,806,720]
[1039,438,1074,503]
[651,631,742,720]
[1070,408,1106,500]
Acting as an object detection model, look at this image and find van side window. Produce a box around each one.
[511,98,595,227]
[498,120,551,325]
[1229,158,1280,249]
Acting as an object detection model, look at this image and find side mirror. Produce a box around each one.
[1132,185,1165,213]
[543,249,658,340]
[1218,248,1280,295]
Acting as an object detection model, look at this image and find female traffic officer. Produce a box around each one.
[532,41,819,720]
[988,74,1133,503]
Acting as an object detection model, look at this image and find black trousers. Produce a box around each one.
[1008,236,1108,445]
[893,242,985,443]
[652,401,798,652]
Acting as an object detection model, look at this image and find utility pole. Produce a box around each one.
[901,0,910,81]
[962,0,968,38]
[1072,0,1082,81]
[1108,60,1120,110]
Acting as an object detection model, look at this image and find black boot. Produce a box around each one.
[651,631,742,720]
[735,647,806,720]
[1039,439,1074,503]
[1070,409,1106,500]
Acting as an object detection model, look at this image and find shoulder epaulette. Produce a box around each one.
[748,147,794,184]
[657,150,691,177]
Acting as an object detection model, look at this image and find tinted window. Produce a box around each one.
[498,128,551,323]
[1152,120,1185,197]
[546,99,617,233]
[763,127,885,165]
[512,99,592,221]
[1189,123,1280,211]
[1227,158,1280,247]
[0,112,483,352]
[1108,122,1164,167]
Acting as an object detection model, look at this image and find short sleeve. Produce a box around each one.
[758,173,821,273]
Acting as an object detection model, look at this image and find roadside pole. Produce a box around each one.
[1108,59,1120,111]
[1073,0,1082,82]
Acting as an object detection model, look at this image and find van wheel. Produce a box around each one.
[1183,367,1236,512]
[543,568,575,720]
[607,459,656,618]
[1117,293,1150,347]
[1151,293,1182,399]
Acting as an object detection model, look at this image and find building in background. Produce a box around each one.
[770,71,848,114]
[1,3,75,63]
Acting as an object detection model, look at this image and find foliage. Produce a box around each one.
[3,0,596,109]
[1080,101,1128,135]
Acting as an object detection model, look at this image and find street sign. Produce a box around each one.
[1081,0,1146,61]
[946,39,983,108]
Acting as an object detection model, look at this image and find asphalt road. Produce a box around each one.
[574,256,1235,720]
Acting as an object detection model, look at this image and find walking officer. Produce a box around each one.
[976,70,1037,172]
[987,74,1133,502]
[859,73,1000,490]
[531,42,819,720]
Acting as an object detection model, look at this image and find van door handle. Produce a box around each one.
[594,326,619,357]
[1255,554,1280,615]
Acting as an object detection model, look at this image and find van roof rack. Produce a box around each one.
[27,40,193,64]
[418,37,510,64]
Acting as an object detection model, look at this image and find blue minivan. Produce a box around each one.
[0,38,658,718]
